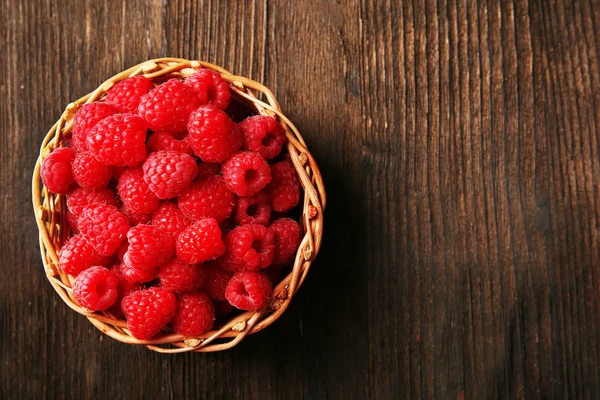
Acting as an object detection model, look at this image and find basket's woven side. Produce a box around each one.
[32,58,326,353]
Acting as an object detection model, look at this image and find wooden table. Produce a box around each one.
[2,0,599,399]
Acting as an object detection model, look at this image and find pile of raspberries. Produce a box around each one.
[41,70,302,340]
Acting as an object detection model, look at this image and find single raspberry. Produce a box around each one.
[105,76,154,113]
[176,219,225,264]
[184,69,230,110]
[214,300,235,316]
[270,218,302,266]
[265,160,300,212]
[225,271,272,310]
[117,168,160,214]
[121,260,159,283]
[172,292,215,336]
[178,176,234,223]
[79,203,130,256]
[187,105,243,163]
[67,211,79,233]
[232,191,271,225]
[138,79,202,132]
[124,225,175,271]
[222,151,272,197]
[72,266,119,311]
[239,116,286,159]
[203,263,232,301]
[120,205,152,225]
[218,224,275,272]
[71,102,117,151]
[147,131,194,155]
[121,287,176,339]
[142,151,198,199]
[196,162,221,179]
[59,234,112,276]
[71,151,112,189]
[66,187,118,216]
[86,114,148,167]
[41,147,75,194]
[158,259,206,293]
[107,263,141,317]
[151,202,191,239]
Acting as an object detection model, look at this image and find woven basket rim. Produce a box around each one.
[31,58,326,353]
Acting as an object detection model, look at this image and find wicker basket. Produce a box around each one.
[31,58,326,353]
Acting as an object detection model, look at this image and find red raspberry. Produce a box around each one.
[270,218,302,266]
[222,151,271,197]
[116,241,129,260]
[184,69,230,110]
[138,79,202,132]
[178,176,234,223]
[239,116,286,159]
[59,234,112,276]
[187,105,243,163]
[196,162,221,179]
[232,191,271,225]
[124,225,175,271]
[121,260,159,283]
[67,211,79,233]
[86,114,148,167]
[225,271,272,310]
[79,203,130,256]
[172,292,215,336]
[67,187,118,216]
[158,259,206,293]
[265,160,300,212]
[72,266,119,311]
[142,150,198,199]
[121,287,176,339]
[107,263,141,317]
[105,76,154,113]
[117,168,160,214]
[214,300,235,316]
[71,102,117,151]
[41,147,74,194]
[120,205,152,226]
[151,202,191,240]
[71,151,112,189]
[176,219,225,264]
[147,131,194,155]
[218,224,275,272]
[203,263,231,301]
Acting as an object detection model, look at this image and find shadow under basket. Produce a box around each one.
[31,58,326,353]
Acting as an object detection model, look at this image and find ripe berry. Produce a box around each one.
[41,147,74,194]
[86,114,148,167]
[187,105,243,163]
[138,79,202,132]
[67,187,118,216]
[71,102,117,151]
[176,219,225,264]
[232,191,271,226]
[124,225,175,271]
[59,234,112,276]
[147,131,194,155]
[218,224,275,272]
[71,151,112,189]
[121,260,159,283]
[117,168,160,214]
[120,205,152,226]
[203,263,231,301]
[222,151,271,197]
[265,160,300,212]
[172,292,215,337]
[178,176,234,223]
[105,76,154,113]
[72,266,119,311]
[121,287,177,339]
[151,202,191,240]
[79,203,130,256]
[239,116,286,159]
[270,218,302,266]
[158,259,206,293]
[184,69,230,110]
[142,150,198,199]
[225,271,272,311]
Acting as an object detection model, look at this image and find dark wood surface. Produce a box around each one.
[2,0,600,398]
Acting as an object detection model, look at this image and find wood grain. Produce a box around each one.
[2,0,600,398]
